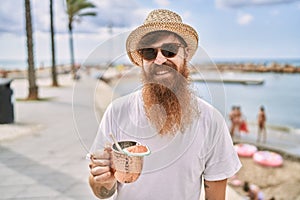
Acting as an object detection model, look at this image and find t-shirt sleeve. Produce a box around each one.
[203,110,242,181]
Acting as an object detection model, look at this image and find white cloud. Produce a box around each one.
[237,13,254,25]
[154,0,170,6]
[0,0,69,35]
[0,0,155,64]
[0,0,145,35]
[85,0,149,32]
[216,0,300,8]
[0,1,24,34]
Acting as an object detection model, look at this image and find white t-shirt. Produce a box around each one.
[90,90,241,200]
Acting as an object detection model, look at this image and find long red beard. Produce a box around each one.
[142,61,198,135]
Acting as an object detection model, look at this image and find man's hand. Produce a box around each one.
[89,147,117,199]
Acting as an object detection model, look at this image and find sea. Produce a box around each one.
[1,58,300,131]
[193,71,300,130]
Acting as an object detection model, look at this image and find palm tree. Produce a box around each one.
[50,0,59,87]
[25,0,38,100]
[65,0,97,79]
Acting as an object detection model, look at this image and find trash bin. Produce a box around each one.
[0,78,14,124]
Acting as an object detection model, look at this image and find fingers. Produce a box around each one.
[94,171,113,182]
[89,147,116,183]
[104,143,112,151]
[89,160,111,171]
[90,150,112,169]
[93,149,111,160]
[90,166,115,182]
[91,166,110,176]
[91,159,110,167]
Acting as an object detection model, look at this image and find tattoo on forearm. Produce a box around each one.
[97,183,117,199]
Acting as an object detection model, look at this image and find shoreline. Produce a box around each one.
[205,62,300,73]
[107,71,300,132]
[246,121,300,136]
[1,60,300,79]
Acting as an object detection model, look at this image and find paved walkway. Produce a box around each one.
[2,74,299,199]
[0,75,100,200]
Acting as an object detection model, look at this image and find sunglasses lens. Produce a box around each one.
[139,48,157,60]
[161,43,180,58]
[138,43,182,61]
[161,50,176,58]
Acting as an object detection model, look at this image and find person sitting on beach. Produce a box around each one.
[257,106,267,143]
[243,181,264,200]
[88,9,241,200]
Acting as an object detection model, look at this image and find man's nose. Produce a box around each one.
[154,50,167,65]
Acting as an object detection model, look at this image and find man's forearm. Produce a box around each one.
[89,175,117,199]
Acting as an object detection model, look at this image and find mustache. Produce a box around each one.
[149,60,178,74]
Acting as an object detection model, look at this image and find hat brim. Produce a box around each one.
[126,22,199,67]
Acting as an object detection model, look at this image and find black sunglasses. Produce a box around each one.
[137,43,185,61]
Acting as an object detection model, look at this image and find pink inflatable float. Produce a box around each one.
[253,151,283,167]
[234,143,257,157]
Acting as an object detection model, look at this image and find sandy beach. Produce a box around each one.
[229,156,300,200]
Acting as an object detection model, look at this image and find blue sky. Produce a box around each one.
[0,0,299,66]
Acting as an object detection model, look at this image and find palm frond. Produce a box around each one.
[78,12,97,17]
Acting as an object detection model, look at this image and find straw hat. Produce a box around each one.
[126,9,199,66]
